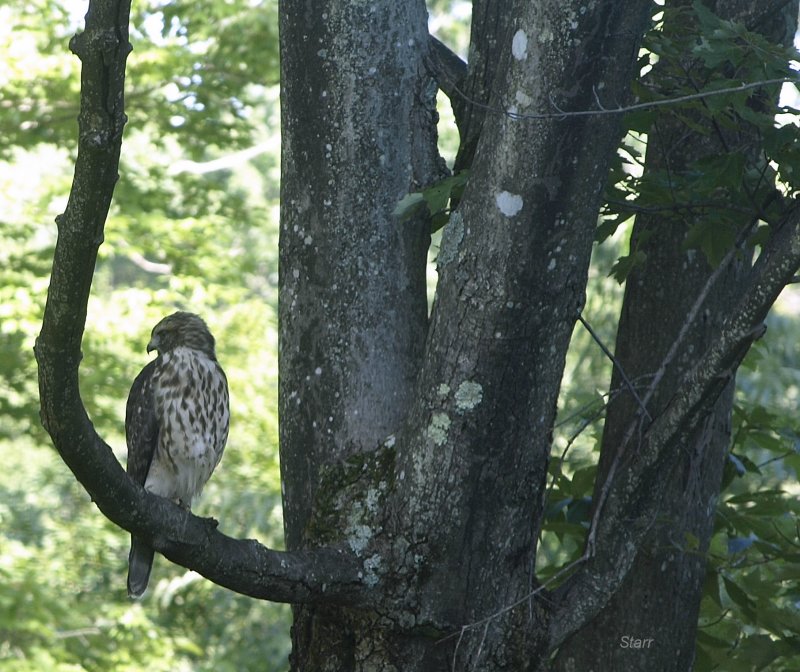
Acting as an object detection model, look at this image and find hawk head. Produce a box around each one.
[147,311,217,358]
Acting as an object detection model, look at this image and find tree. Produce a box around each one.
[35,1,800,671]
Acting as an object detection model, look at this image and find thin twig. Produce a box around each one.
[577,313,652,421]
[452,77,794,122]
[471,623,490,671]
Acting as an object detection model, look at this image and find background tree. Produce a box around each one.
[553,2,800,670]
[5,0,799,671]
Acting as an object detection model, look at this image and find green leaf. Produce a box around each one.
[703,566,722,608]
[392,192,426,219]
[683,219,737,267]
[735,634,800,672]
[609,249,647,283]
[693,643,718,672]
[696,629,733,650]
[568,466,597,497]
[722,576,756,617]
[393,171,470,231]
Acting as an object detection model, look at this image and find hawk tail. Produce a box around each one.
[127,535,155,598]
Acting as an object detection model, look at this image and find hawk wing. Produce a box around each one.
[126,359,158,486]
[125,360,158,598]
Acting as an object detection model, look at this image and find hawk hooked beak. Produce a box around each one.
[146,335,159,354]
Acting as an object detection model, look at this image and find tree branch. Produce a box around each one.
[424,35,468,104]
[451,77,794,122]
[548,204,800,647]
[34,0,372,609]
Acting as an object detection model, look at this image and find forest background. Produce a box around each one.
[2,0,800,670]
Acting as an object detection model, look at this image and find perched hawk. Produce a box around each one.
[125,311,230,598]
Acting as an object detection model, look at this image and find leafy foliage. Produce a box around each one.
[545,4,800,670]
[603,1,800,276]
[394,170,470,232]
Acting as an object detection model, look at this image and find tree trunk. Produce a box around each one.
[278,0,443,667]
[551,2,800,670]
[280,0,652,668]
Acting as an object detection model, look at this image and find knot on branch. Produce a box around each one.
[69,26,129,61]
[79,127,114,150]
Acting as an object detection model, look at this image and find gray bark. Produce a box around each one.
[280,0,653,668]
[278,0,443,667]
[279,0,441,550]
[393,0,653,664]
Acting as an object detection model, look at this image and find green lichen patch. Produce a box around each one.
[427,412,451,446]
[454,380,483,413]
[304,443,396,546]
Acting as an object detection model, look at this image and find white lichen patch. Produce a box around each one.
[427,412,451,446]
[364,487,381,513]
[437,383,451,399]
[512,29,528,60]
[515,90,532,108]
[538,28,554,44]
[455,380,483,413]
[496,191,523,217]
[347,523,373,556]
[363,554,382,587]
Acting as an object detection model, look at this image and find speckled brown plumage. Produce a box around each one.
[125,312,229,598]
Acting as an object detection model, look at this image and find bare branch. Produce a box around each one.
[576,313,651,421]
[425,34,468,102]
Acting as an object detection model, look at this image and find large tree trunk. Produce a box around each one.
[278,0,442,667]
[552,2,799,670]
[280,0,652,668]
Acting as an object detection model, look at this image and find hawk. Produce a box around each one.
[125,311,230,598]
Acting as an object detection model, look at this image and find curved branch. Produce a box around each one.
[34,0,370,609]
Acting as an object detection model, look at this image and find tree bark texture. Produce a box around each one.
[279,0,444,667]
[279,0,441,550]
